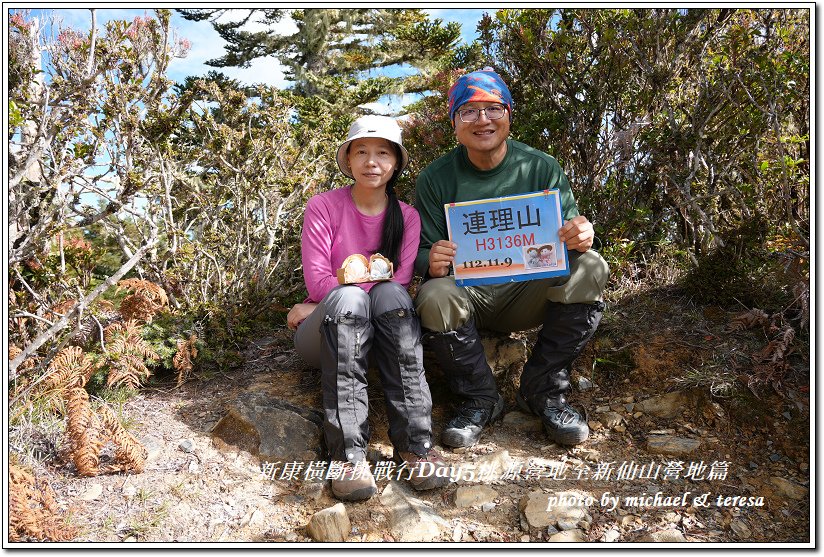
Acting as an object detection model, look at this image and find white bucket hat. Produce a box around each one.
[336,115,410,179]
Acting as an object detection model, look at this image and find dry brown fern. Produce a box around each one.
[756,326,796,364]
[9,345,38,399]
[97,405,148,474]
[117,279,168,323]
[9,344,37,372]
[102,320,159,390]
[46,298,77,321]
[740,326,797,395]
[727,308,770,331]
[43,346,96,392]
[173,334,199,386]
[65,387,104,477]
[9,464,76,542]
[793,281,810,331]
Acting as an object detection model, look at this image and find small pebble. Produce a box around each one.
[179,439,195,453]
[769,453,782,462]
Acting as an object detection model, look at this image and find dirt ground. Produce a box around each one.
[15,291,812,545]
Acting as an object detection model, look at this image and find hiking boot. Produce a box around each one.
[441,393,505,448]
[393,448,452,491]
[517,392,589,446]
[329,461,377,501]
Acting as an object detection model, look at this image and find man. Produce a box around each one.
[414,68,609,448]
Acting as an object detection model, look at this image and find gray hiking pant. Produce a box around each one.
[415,250,609,406]
[415,250,609,333]
[295,282,434,463]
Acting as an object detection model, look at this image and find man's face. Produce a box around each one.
[454,102,510,160]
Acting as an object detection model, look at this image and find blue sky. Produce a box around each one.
[28,7,492,91]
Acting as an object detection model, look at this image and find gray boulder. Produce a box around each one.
[211,392,323,462]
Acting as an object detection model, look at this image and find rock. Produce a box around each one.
[600,411,624,429]
[503,411,544,434]
[454,485,498,508]
[380,481,449,542]
[472,450,515,482]
[603,529,620,542]
[769,477,808,500]
[624,403,635,413]
[646,435,701,456]
[298,480,330,503]
[614,425,626,433]
[306,503,350,542]
[481,333,528,378]
[588,421,603,431]
[520,535,531,542]
[634,391,690,419]
[122,484,137,499]
[548,529,587,542]
[639,529,687,542]
[519,490,592,532]
[178,439,195,453]
[595,405,611,413]
[730,518,752,539]
[140,435,164,461]
[481,502,496,512]
[769,453,782,462]
[80,484,103,501]
[574,448,601,462]
[557,520,578,531]
[577,377,594,391]
[211,392,323,462]
[621,515,639,528]
[240,509,265,528]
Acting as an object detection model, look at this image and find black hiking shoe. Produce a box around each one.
[442,394,505,448]
[517,392,589,446]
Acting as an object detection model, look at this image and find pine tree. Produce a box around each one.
[178,8,461,104]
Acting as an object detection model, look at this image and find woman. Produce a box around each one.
[287,115,449,501]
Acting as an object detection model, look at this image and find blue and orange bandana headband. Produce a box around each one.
[447,67,513,125]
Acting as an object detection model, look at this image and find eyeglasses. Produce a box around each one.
[456,104,507,123]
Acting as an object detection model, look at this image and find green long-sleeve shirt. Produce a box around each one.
[414,139,580,277]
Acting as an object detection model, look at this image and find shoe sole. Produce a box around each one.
[331,485,377,501]
[409,474,451,491]
[546,427,589,446]
[441,395,505,448]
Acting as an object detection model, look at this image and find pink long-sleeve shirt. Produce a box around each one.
[301,186,421,303]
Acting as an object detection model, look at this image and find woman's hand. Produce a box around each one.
[287,303,318,331]
[559,215,595,253]
[428,239,457,278]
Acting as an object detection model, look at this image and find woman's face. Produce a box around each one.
[540,247,550,257]
[347,138,398,190]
